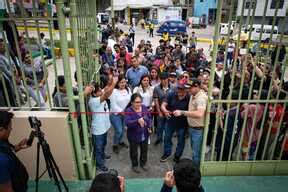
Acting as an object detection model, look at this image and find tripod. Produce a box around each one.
[35,129,69,192]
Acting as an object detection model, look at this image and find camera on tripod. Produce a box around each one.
[27,116,68,192]
[26,116,43,146]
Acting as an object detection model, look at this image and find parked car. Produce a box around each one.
[157,20,187,36]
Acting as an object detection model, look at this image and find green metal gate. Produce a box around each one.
[0,0,99,179]
[201,0,288,175]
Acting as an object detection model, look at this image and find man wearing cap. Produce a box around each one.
[168,72,178,88]
[0,111,30,192]
[160,80,190,163]
[153,72,171,145]
[173,78,208,167]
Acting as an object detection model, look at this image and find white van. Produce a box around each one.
[97,13,109,24]
[220,22,235,35]
[242,24,278,41]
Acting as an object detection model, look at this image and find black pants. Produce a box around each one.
[128,139,148,167]
[130,33,135,45]
[149,29,153,37]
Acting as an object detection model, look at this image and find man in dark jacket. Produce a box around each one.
[0,111,30,192]
[161,158,204,192]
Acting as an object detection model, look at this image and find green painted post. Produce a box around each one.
[55,0,85,179]
[201,0,223,169]
[70,0,93,179]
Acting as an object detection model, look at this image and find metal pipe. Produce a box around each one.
[201,0,223,167]
[56,0,85,179]
[70,0,93,179]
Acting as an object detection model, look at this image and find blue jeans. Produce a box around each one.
[110,114,125,145]
[189,128,204,167]
[163,122,185,157]
[27,86,46,108]
[92,133,107,169]
[156,116,166,141]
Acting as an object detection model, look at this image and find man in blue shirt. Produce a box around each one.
[0,111,30,192]
[160,81,190,163]
[125,56,149,89]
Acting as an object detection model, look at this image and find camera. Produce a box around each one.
[28,116,41,129]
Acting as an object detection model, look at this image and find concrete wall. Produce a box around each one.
[194,0,217,18]
[237,0,288,17]
[9,111,77,180]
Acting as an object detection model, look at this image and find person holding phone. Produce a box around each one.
[161,158,204,192]
[124,93,152,173]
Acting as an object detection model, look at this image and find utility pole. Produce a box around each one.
[190,0,194,17]
[111,0,115,29]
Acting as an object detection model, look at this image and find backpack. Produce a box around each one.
[0,145,29,192]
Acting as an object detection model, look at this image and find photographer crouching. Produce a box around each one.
[0,111,30,192]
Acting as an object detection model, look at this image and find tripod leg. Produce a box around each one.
[49,152,69,192]
[35,142,40,192]
[42,142,62,192]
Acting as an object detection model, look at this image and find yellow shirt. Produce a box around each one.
[187,90,208,127]
[163,33,169,42]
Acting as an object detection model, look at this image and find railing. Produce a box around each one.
[201,0,288,175]
[0,0,99,179]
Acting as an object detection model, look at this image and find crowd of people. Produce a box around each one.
[78,24,288,173]
[1,21,288,181]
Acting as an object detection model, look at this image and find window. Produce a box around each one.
[245,1,256,9]
[270,0,284,9]
[169,22,177,28]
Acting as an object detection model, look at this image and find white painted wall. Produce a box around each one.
[237,0,288,17]
[114,0,173,7]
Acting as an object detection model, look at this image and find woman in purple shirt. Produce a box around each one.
[124,93,152,174]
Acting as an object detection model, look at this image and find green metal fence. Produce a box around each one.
[201,0,288,175]
[0,0,99,179]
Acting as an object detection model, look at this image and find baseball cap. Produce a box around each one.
[0,111,14,128]
[169,72,177,77]
[187,78,201,87]
[177,78,188,89]
[159,72,169,79]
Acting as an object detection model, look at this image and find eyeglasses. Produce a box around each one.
[183,76,189,79]
[133,101,142,104]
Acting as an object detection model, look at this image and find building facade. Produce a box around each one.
[105,0,176,25]
[236,0,288,33]
[193,0,217,24]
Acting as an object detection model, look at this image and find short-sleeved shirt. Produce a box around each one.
[23,58,44,86]
[0,140,14,185]
[187,90,208,127]
[153,84,170,106]
[164,90,189,128]
[125,65,149,88]
[89,96,111,135]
